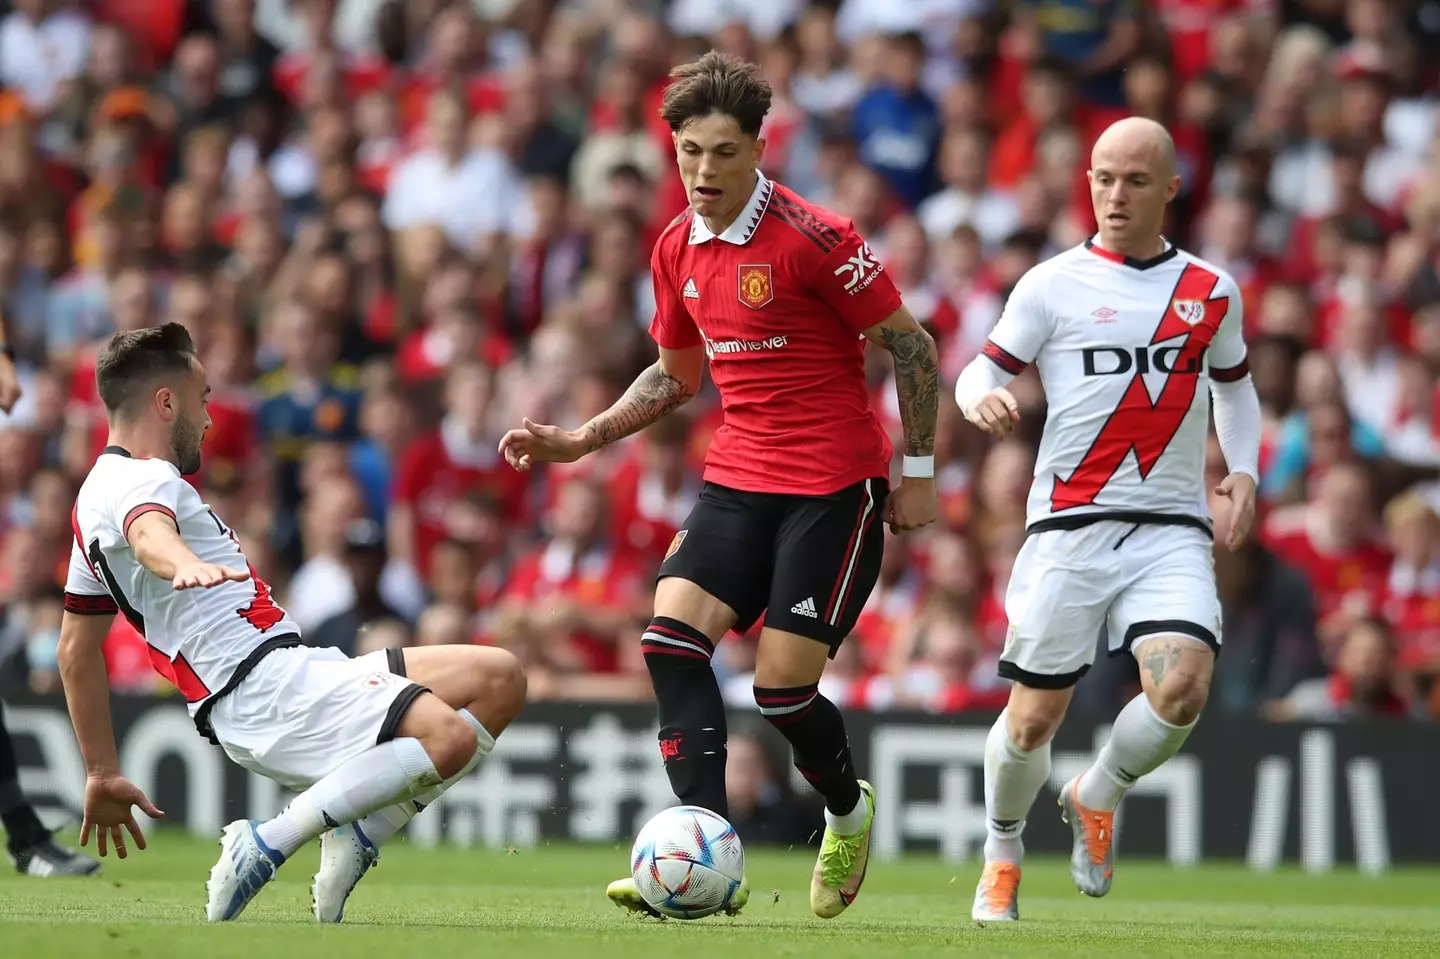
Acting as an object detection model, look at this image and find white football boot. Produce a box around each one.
[206,820,283,921]
[312,824,380,923]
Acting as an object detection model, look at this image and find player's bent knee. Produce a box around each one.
[1005,709,1063,751]
[430,712,479,780]
[1148,673,1211,726]
[471,647,527,733]
[1132,634,1214,726]
[1004,685,1072,750]
[400,695,479,779]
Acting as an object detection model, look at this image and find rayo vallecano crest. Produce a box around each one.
[1173,299,1206,325]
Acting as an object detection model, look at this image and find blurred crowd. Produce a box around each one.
[0,0,1438,725]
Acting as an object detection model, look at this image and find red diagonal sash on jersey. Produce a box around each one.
[1051,263,1228,512]
[237,563,285,631]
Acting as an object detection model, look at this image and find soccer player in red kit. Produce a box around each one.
[955,117,1261,921]
[500,52,940,919]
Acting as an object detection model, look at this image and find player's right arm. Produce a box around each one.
[107,464,250,588]
[499,236,704,469]
[127,511,252,588]
[954,267,1054,436]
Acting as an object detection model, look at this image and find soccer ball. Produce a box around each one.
[630,805,745,919]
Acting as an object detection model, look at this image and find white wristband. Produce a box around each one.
[902,455,935,478]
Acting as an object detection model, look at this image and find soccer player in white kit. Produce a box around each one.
[56,324,527,922]
[954,118,1261,920]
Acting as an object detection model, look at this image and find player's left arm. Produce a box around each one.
[1208,282,1261,551]
[57,609,165,857]
[813,227,939,532]
[861,306,940,463]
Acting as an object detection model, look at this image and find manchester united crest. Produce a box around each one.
[665,529,688,562]
[738,264,773,310]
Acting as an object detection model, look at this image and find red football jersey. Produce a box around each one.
[393,430,530,576]
[1262,509,1392,620]
[649,173,903,495]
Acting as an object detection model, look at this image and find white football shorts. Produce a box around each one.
[1000,521,1221,688]
[208,645,426,790]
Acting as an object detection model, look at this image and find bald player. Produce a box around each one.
[955,117,1261,920]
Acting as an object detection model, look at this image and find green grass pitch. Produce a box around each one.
[3,832,1439,957]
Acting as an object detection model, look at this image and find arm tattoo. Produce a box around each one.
[876,325,939,457]
[1141,643,1184,687]
[578,361,693,453]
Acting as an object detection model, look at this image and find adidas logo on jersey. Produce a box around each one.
[683,278,700,299]
[791,597,818,618]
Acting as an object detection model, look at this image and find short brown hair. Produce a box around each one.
[95,322,197,414]
[660,51,772,137]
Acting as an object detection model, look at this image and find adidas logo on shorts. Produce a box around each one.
[791,597,818,618]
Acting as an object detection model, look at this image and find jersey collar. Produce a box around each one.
[688,172,774,246]
[1085,235,1178,270]
[102,445,132,457]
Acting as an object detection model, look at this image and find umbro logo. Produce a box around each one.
[791,597,818,618]
[1092,306,1118,322]
[683,278,699,299]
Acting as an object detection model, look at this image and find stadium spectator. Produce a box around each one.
[309,516,405,654]
[1269,616,1414,720]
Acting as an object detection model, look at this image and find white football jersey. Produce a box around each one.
[981,240,1248,530]
[64,447,301,717]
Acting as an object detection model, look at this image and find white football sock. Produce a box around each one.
[1077,693,1195,812]
[256,737,440,859]
[351,709,496,846]
[824,790,870,836]
[983,709,1051,864]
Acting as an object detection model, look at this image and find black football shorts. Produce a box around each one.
[657,478,888,653]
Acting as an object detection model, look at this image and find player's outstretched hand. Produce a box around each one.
[886,477,939,533]
[965,387,1020,437]
[1213,472,1257,551]
[172,562,250,590]
[498,417,588,471]
[80,774,164,859]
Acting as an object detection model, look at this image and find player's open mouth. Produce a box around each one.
[694,186,723,200]
[1106,213,1129,225]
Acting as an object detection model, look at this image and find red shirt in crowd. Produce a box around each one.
[1382,565,1440,670]
[1262,510,1392,620]
[501,543,644,673]
[392,427,530,576]
[648,173,902,495]
[605,455,697,563]
[271,51,392,105]
[394,325,515,383]
[397,73,505,138]
[1152,0,1271,84]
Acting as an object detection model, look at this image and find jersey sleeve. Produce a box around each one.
[647,239,704,350]
[982,266,1055,374]
[63,540,118,614]
[1207,279,1250,381]
[100,461,189,549]
[813,227,904,334]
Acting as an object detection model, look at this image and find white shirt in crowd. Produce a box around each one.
[382,148,532,251]
[0,8,91,111]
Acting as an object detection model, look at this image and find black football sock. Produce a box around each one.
[642,617,729,818]
[755,683,862,817]
[0,705,48,849]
